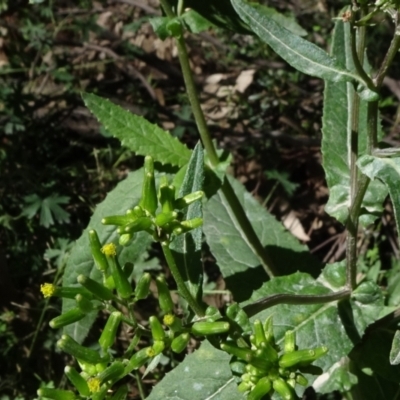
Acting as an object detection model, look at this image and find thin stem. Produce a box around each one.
[243,289,351,318]
[159,0,278,277]
[161,241,205,317]
[375,19,400,88]
[367,101,379,151]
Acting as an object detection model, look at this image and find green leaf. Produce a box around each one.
[203,176,322,302]
[170,143,204,310]
[390,330,400,365]
[357,155,400,244]
[82,93,192,167]
[181,9,215,33]
[231,0,360,84]
[146,340,244,400]
[62,169,153,343]
[321,17,387,226]
[149,17,170,40]
[243,269,394,388]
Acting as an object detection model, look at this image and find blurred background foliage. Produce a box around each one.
[1,0,400,398]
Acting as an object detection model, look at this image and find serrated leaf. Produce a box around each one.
[321,17,387,226]
[170,143,204,309]
[203,176,322,302]
[242,270,394,388]
[146,340,244,400]
[62,169,153,343]
[357,155,400,245]
[231,0,361,84]
[82,93,192,167]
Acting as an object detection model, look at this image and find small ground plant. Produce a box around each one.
[38,0,400,399]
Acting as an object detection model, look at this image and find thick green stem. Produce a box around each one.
[243,289,351,318]
[159,0,278,277]
[161,241,205,317]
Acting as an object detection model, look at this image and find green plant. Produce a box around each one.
[37,0,400,399]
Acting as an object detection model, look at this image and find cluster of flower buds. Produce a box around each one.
[224,316,328,400]
[101,156,203,246]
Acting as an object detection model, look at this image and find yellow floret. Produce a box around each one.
[163,314,175,326]
[101,242,117,257]
[146,347,156,358]
[40,283,56,298]
[87,377,101,393]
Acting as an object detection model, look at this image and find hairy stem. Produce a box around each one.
[161,241,205,317]
[243,289,351,318]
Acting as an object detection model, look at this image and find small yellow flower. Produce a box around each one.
[163,314,175,326]
[146,347,156,358]
[101,243,117,257]
[40,283,56,298]
[87,377,101,393]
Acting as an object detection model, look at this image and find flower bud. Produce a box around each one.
[163,314,182,333]
[119,233,134,247]
[258,341,278,363]
[171,332,190,353]
[284,330,296,353]
[76,294,94,314]
[158,178,175,214]
[279,347,328,368]
[37,388,75,400]
[272,377,295,400]
[98,361,125,384]
[99,311,122,350]
[237,380,252,393]
[191,321,230,336]
[174,191,204,209]
[149,316,165,341]
[108,256,132,299]
[253,320,267,347]
[77,359,97,375]
[152,339,165,355]
[77,275,114,301]
[155,211,178,227]
[122,217,152,234]
[125,347,151,374]
[205,306,221,322]
[139,156,158,216]
[57,334,106,365]
[220,342,253,362]
[89,230,109,272]
[248,377,272,400]
[155,275,174,313]
[134,272,151,300]
[64,366,90,397]
[179,218,203,232]
[296,373,308,386]
[101,215,132,226]
[87,377,101,393]
[49,308,85,329]
[263,315,275,345]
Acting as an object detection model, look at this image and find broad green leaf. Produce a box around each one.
[149,17,170,40]
[357,155,400,244]
[390,330,400,365]
[203,176,322,302]
[170,143,204,309]
[62,168,153,343]
[243,269,394,389]
[321,17,386,226]
[82,93,192,167]
[231,0,360,84]
[146,340,244,400]
[181,9,215,33]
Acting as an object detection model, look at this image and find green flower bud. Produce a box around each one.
[37,387,75,400]
[279,347,328,368]
[191,321,230,336]
[125,347,151,374]
[49,308,85,329]
[152,339,165,355]
[287,378,296,389]
[77,275,114,301]
[40,284,93,300]
[155,275,174,313]
[149,316,165,341]
[171,332,190,353]
[77,359,97,376]
[178,218,203,232]
[237,380,253,393]
[253,320,267,347]
[99,311,122,350]
[245,364,264,377]
[95,362,107,373]
[163,314,182,333]
[64,366,90,397]
[248,377,272,400]
[122,217,152,234]
[75,294,93,314]
[174,190,204,209]
[296,373,308,386]
[89,230,109,272]
[272,377,295,400]
[258,341,278,363]
[119,233,134,247]
[263,315,275,345]
[284,330,296,353]
[101,215,132,226]
[103,275,115,290]
[57,334,106,365]
[139,156,158,216]
[131,206,146,218]
[226,303,251,333]
[220,342,253,362]
[158,177,175,214]
[134,273,151,300]
[110,385,129,400]
[251,349,273,372]
[108,256,132,299]
[90,383,108,400]
[155,211,178,227]
[98,361,125,384]
[166,17,183,38]
[123,262,134,279]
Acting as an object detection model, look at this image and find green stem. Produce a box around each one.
[243,289,351,318]
[161,241,205,317]
[159,0,278,277]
